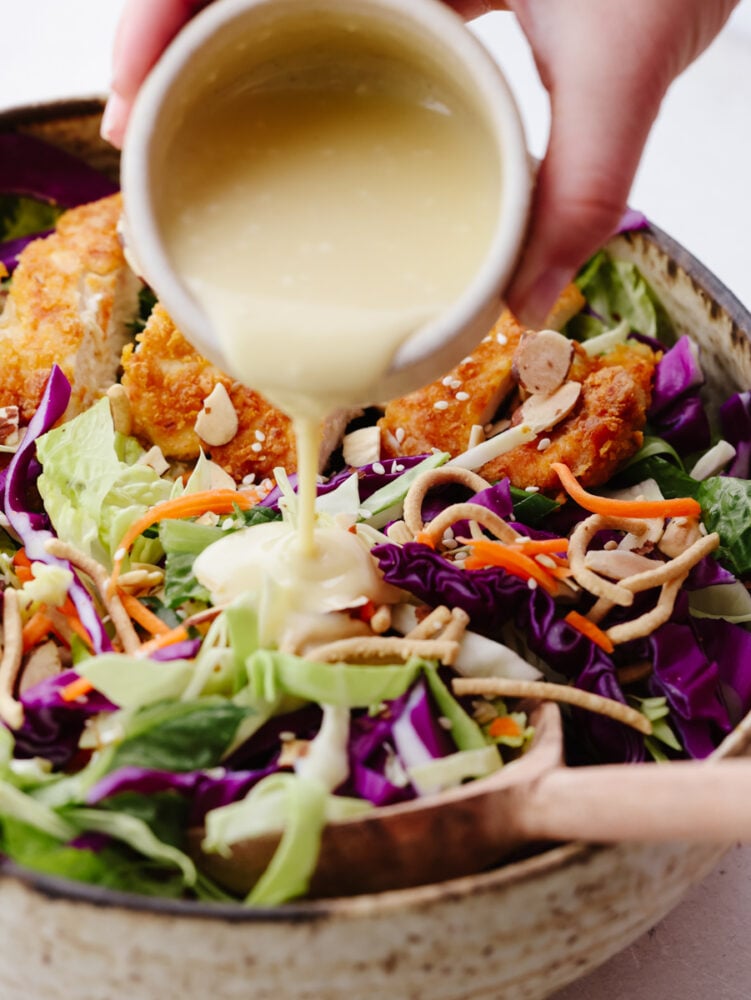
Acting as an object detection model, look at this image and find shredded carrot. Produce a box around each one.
[488,715,523,739]
[565,609,615,654]
[461,538,559,595]
[137,624,190,657]
[109,489,254,593]
[118,592,172,636]
[512,537,569,555]
[21,609,55,652]
[57,596,95,652]
[60,676,94,703]
[414,531,436,549]
[551,462,701,519]
[12,549,34,584]
[351,600,377,623]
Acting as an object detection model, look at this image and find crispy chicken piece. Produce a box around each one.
[0,194,140,422]
[121,304,356,482]
[482,343,656,493]
[380,306,657,494]
[379,310,524,458]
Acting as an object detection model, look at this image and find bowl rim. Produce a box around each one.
[1,98,751,922]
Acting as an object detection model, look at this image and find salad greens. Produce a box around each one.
[0,216,750,907]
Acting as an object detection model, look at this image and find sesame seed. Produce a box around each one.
[254,430,266,442]
[442,538,458,550]
[394,463,405,472]
[241,473,257,485]
[444,526,455,540]
[434,400,450,411]
[699,522,708,535]
[437,716,453,730]
[441,376,454,387]
[450,378,463,390]
[395,427,406,444]
[537,437,551,452]
[251,442,262,452]
[482,335,492,343]
[279,731,296,742]
[604,540,618,550]
[461,356,473,365]
[496,332,508,345]
[527,578,538,590]
[372,462,385,475]
[453,550,468,562]
[524,485,540,493]
[455,391,470,402]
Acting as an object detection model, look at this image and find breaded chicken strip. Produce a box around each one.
[379,310,524,458]
[0,194,140,422]
[482,344,656,493]
[121,304,356,482]
[380,311,656,494]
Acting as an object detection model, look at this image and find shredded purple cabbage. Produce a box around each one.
[149,638,202,661]
[720,391,751,479]
[3,366,113,653]
[85,763,278,826]
[648,336,711,454]
[373,540,751,763]
[14,670,116,767]
[0,134,117,207]
[647,619,733,758]
[392,679,455,769]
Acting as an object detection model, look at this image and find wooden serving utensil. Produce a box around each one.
[188,701,751,898]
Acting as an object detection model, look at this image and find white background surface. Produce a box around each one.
[2,2,751,996]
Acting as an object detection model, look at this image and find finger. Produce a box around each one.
[505,0,739,327]
[102,0,213,147]
[504,17,670,326]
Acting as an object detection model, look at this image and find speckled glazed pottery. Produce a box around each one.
[1,101,750,1000]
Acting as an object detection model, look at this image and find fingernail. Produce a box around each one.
[100,92,128,147]
[512,267,573,330]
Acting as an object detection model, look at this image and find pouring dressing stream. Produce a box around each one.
[160,73,501,556]
[122,0,532,577]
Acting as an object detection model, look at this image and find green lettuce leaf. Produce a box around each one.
[107,699,254,773]
[566,251,674,342]
[0,194,62,242]
[697,476,751,578]
[242,649,423,709]
[65,806,196,884]
[36,398,173,568]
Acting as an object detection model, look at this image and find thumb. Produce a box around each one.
[504,6,671,327]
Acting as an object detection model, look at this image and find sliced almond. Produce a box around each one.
[342,425,381,468]
[658,516,703,559]
[515,380,581,434]
[0,405,20,446]
[194,382,238,447]
[585,549,662,580]
[137,445,170,476]
[512,329,575,395]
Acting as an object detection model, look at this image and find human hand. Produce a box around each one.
[102,0,739,327]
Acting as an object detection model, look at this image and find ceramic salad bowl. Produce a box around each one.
[0,100,750,1000]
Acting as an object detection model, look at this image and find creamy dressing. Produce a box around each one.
[163,59,500,606]
[193,521,400,644]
